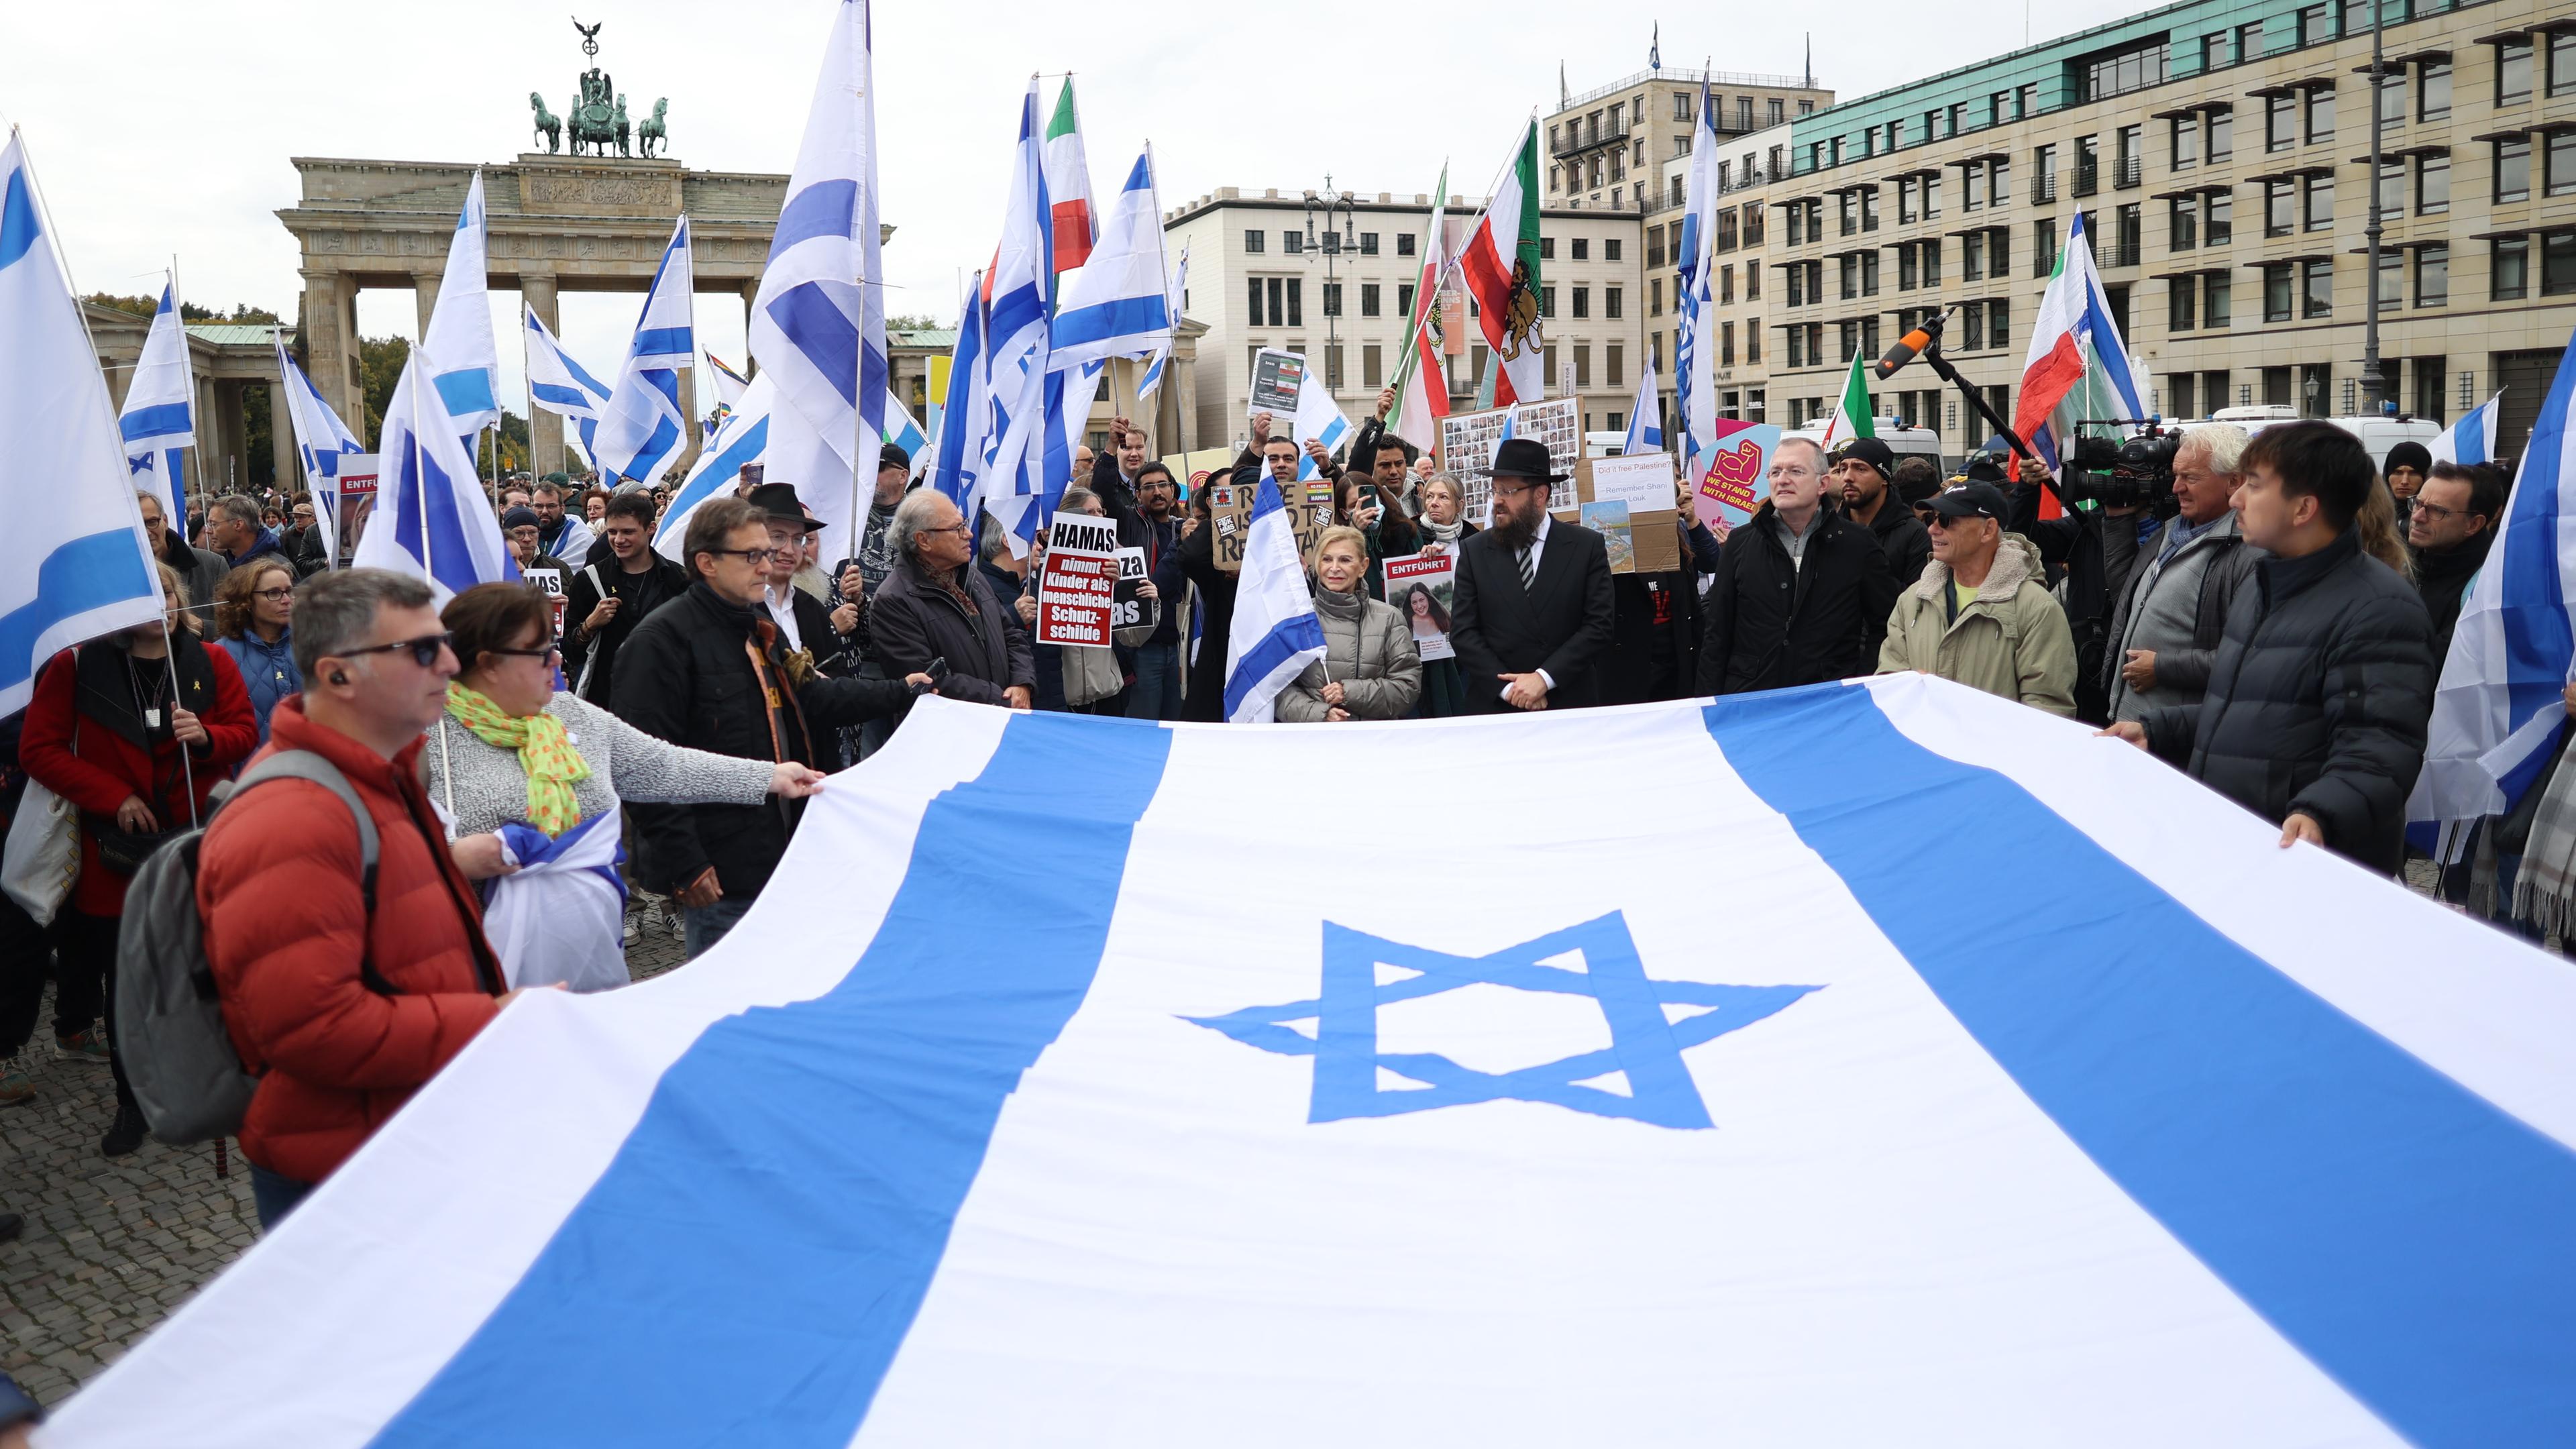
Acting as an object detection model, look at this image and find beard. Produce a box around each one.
[1490,502,1541,553]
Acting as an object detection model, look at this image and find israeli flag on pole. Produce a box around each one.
[592,215,694,486]
[1674,79,1721,475]
[983,79,1054,513]
[1625,353,1663,455]
[1135,240,1187,404]
[46,678,2576,1448]
[0,129,160,717]
[1222,476,1326,722]
[353,341,517,602]
[117,276,195,523]
[521,305,610,474]
[422,171,500,433]
[1049,146,1171,372]
[2431,389,2504,468]
[2410,328,2576,855]
[933,272,992,518]
[1291,358,1349,482]
[272,333,362,566]
[651,372,773,564]
[749,0,887,489]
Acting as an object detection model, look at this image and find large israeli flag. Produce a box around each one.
[983,79,1054,513]
[1673,79,1721,476]
[521,304,610,472]
[933,272,993,518]
[1136,239,1188,404]
[592,215,695,486]
[44,677,2576,1448]
[0,130,160,717]
[1223,476,1326,722]
[422,170,501,433]
[749,0,886,488]
[352,341,517,602]
[117,276,195,523]
[651,372,773,564]
[272,333,362,566]
[2410,328,2576,853]
[2431,389,2504,468]
[1049,146,1171,372]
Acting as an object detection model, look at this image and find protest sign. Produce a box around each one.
[1690,419,1781,539]
[1572,452,1680,574]
[1248,349,1305,415]
[333,455,378,567]
[1036,511,1120,647]
[1438,396,1582,525]
[1209,479,1332,575]
[1383,550,1457,661]
[1112,545,1160,637]
[1581,500,1636,574]
[521,564,568,639]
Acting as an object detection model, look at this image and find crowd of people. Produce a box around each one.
[0,390,2546,1286]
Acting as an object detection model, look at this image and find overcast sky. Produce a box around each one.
[3,0,2141,417]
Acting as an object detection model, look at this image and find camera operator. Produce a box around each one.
[2101,424,2259,724]
[2104,421,2434,872]
[2010,453,2149,726]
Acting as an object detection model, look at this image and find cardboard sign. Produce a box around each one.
[1438,396,1583,525]
[1208,478,1334,575]
[333,455,378,567]
[1249,349,1306,415]
[1566,455,1682,575]
[1383,551,1457,662]
[1112,545,1160,634]
[1161,447,1235,494]
[1036,512,1120,647]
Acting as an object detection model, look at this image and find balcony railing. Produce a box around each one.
[2114,155,2143,189]
[2032,174,2058,204]
[1551,118,1629,160]
[2100,240,2141,266]
[2072,161,2101,197]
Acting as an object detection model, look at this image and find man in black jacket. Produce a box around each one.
[1831,438,1931,592]
[1450,437,1615,712]
[2406,460,2504,665]
[866,490,1035,722]
[2110,421,2434,873]
[565,490,690,708]
[612,496,925,956]
[1695,437,1894,696]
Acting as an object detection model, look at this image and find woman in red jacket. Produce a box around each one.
[21,563,257,1157]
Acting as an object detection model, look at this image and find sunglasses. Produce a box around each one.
[336,631,453,669]
[486,641,564,663]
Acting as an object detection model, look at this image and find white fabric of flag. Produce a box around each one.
[702,351,750,410]
[44,676,2576,1449]
[1136,241,1187,404]
[521,305,610,472]
[1674,80,1721,473]
[748,0,887,488]
[651,372,775,564]
[272,333,362,566]
[1222,476,1326,722]
[352,341,517,602]
[932,272,992,519]
[981,79,1053,512]
[883,388,929,476]
[0,129,161,717]
[1625,353,1663,455]
[2430,390,2503,468]
[1049,146,1171,372]
[1289,358,1348,482]
[116,276,195,524]
[590,215,695,486]
[2409,325,2576,856]
[421,171,501,433]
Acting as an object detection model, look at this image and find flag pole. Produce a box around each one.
[170,252,195,526]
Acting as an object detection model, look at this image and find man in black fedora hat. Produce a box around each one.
[1449,437,1615,713]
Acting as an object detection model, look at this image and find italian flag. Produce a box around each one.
[1043,79,1094,274]
[1820,351,1875,445]
[1458,121,1544,407]
[1384,166,1450,448]
[2014,211,2147,517]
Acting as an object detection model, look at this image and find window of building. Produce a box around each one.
[2076,134,2100,195]
[1839,191,1858,236]
[1540,286,1557,319]
[1721,321,1736,366]
[1989,158,2010,207]
[1770,98,1787,124]
[1989,299,2010,349]
[1646,225,1664,270]
[1964,230,1988,279]
[1838,319,1860,365]
[2171,373,2197,420]
[2202,272,2230,327]
[2376,159,2404,217]
[1898,178,1918,225]
[1574,345,1592,390]
[1989,227,2009,274]
[2377,72,2408,126]
[1397,282,1415,316]
[2017,82,2039,119]
[1896,248,1916,291]
[1962,301,1988,349]
[2306,87,2335,144]
[1324,345,1344,390]
[2498,138,2532,202]
[1862,252,1880,295]
[2264,262,2294,321]
[1607,343,1625,390]
[2237,21,2265,60]
[1539,235,1557,260]
[2035,142,2058,200]
[1355,232,1377,256]
[1717,210,1739,252]
[1721,264,1734,304]
[2296,3,2333,48]
[2265,180,2296,236]
[1359,282,1380,317]
[2420,59,2452,120]
[1787,263,1805,308]
[1923,238,1942,286]
[1322,282,1342,317]
[2305,174,2334,231]
[2302,258,2333,318]
[2499,38,2533,105]
[1607,286,1624,319]
[2418,152,2450,213]
[2544,231,2576,296]
[1605,237,1623,262]
[2265,94,2297,153]
[2550,131,2576,196]
[2376,248,2403,309]
[1748,320,1762,364]
[2208,107,2234,161]
[1572,237,1590,262]
[1361,343,1382,390]
[2554,29,2576,97]
[2493,235,2530,299]
[2080,38,2169,102]
[1650,277,1663,316]
[2172,115,2200,170]
[2170,194,2198,251]
[2170,279,2198,332]
[1786,325,1805,369]
[1748,261,1761,299]
[1243,229,1266,254]
[2416,244,2449,307]
[1748,203,1767,245]
[2206,190,2232,244]
[1283,230,1304,254]
[1673,91,1692,122]
[1839,254,1860,301]
[2035,219,2059,276]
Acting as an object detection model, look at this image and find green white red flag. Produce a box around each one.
[1457,122,1544,407]
[1384,166,1450,448]
[1821,351,1876,445]
[1042,78,1094,273]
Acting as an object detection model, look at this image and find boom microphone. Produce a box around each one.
[1874,305,1957,380]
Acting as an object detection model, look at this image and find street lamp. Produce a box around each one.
[1301,179,1358,398]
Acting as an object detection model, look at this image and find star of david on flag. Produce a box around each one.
[1187,911,1819,1128]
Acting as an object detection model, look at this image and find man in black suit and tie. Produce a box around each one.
[1450,437,1616,713]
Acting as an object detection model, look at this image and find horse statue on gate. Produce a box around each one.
[530,93,561,154]
[613,94,632,157]
[637,99,669,159]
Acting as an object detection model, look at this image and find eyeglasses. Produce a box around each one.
[335,632,453,669]
[486,641,564,663]
[2412,500,2463,525]
[921,523,972,537]
[251,587,294,602]
[710,546,785,564]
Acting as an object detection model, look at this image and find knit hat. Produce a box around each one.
[2382,440,2432,478]
[1831,436,1896,478]
[500,506,541,531]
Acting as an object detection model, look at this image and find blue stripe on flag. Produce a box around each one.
[654,417,770,547]
[528,382,595,412]
[615,415,682,485]
[2498,341,2576,736]
[0,531,156,692]
[117,401,192,443]
[1222,612,1327,720]
[766,282,859,407]
[370,713,1175,1448]
[0,168,38,269]
[1706,683,2576,1448]
[630,327,692,359]
[770,178,859,256]
[1051,294,1169,351]
[432,368,496,421]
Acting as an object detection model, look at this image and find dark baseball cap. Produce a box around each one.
[880,443,912,474]
[1830,437,1896,478]
[1929,481,2008,521]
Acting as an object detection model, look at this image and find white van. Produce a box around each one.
[1782,419,1946,470]
[1584,430,1633,458]
[2199,409,2441,472]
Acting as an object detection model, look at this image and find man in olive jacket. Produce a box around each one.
[2107,422,2434,872]
[1878,481,2078,716]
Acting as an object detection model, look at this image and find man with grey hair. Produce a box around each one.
[867,490,1034,718]
[202,493,305,578]
[2100,422,2261,723]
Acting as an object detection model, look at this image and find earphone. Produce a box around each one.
[330,671,348,685]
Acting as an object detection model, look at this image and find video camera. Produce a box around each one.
[2062,420,2186,513]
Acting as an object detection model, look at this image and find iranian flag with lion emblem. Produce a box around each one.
[1458,123,1544,407]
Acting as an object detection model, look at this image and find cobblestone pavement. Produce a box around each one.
[0,906,691,1409]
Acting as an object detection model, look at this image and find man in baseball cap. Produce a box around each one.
[1876,480,2077,716]
[1831,437,1931,589]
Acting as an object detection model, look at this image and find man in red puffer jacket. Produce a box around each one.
[199,570,537,1230]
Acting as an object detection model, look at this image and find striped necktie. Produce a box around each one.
[1517,545,1536,591]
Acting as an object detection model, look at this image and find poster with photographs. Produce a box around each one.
[1438,396,1583,525]
[1382,551,1456,662]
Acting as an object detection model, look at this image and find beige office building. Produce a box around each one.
[1545,66,1831,216]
